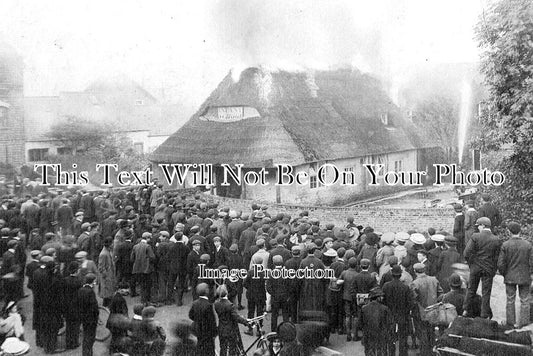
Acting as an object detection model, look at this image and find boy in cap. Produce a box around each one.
[77,273,99,356]
[436,236,462,292]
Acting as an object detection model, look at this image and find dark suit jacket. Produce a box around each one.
[383,278,413,325]
[266,266,289,301]
[214,298,247,339]
[77,285,99,325]
[464,229,501,275]
[62,275,83,319]
[168,241,189,275]
[267,246,292,269]
[212,246,229,268]
[478,203,501,228]
[453,214,465,240]
[189,297,217,339]
[498,236,533,285]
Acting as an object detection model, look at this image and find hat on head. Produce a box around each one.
[391,265,403,276]
[30,250,41,257]
[75,211,84,217]
[360,258,371,268]
[444,235,458,244]
[453,203,463,212]
[213,236,221,242]
[174,223,185,231]
[476,217,491,227]
[369,286,384,299]
[381,232,395,244]
[40,255,54,263]
[142,232,152,239]
[413,263,426,272]
[410,233,426,245]
[256,238,265,247]
[160,231,169,238]
[431,234,445,242]
[323,249,337,258]
[7,240,18,248]
[508,221,521,235]
[200,254,210,261]
[229,244,238,252]
[229,210,237,218]
[190,225,200,233]
[291,245,301,255]
[142,306,156,318]
[75,251,87,259]
[45,247,56,256]
[266,332,280,342]
[323,237,333,244]
[191,239,201,246]
[449,273,462,288]
[326,223,335,230]
[255,211,265,219]
[81,222,91,230]
[218,211,227,218]
[272,255,283,265]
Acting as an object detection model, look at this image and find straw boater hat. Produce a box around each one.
[410,233,426,245]
[431,234,445,242]
[1,337,30,355]
[381,232,395,244]
[395,232,410,242]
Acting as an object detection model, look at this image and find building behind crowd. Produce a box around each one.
[24,76,174,163]
[151,67,440,205]
[0,44,25,167]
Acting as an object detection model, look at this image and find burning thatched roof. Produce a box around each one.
[151,67,432,167]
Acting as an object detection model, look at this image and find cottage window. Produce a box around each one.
[310,175,318,189]
[394,160,402,172]
[28,148,49,162]
[57,147,72,155]
[0,107,8,127]
[134,142,144,154]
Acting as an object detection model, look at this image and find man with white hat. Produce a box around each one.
[427,234,445,276]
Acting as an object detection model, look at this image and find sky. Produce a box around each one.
[0,0,489,112]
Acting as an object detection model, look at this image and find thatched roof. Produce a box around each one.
[151,67,433,167]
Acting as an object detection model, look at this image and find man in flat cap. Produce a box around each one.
[478,193,502,231]
[285,245,303,323]
[436,236,462,292]
[131,233,156,304]
[463,217,501,319]
[77,273,99,356]
[189,283,217,356]
[452,203,466,255]
[410,263,442,356]
[498,221,533,327]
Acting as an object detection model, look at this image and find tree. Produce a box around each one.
[413,96,459,162]
[46,116,112,155]
[475,0,533,222]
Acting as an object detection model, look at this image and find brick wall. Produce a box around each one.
[202,194,456,233]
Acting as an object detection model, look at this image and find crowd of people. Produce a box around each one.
[0,183,531,356]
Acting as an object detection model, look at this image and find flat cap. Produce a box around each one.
[30,250,41,257]
[360,258,371,268]
[229,244,238,252]
[444,235,458,244]
[323,237,333,244]
[75,251,87,258]
[200,253,210,261]
[40,255,54,263]
[272,255,283,264]
[413,263,426,272]
[476,217,491,227]
[256,238,265,247]
[142,232,152,239]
